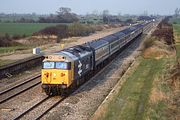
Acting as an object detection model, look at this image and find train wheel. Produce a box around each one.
[51,87,58,96]
[44,88,51,96]
[62,88,69,96]
[76,79,80,87]
[44,87,57,96]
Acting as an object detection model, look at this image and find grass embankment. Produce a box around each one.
[173,24,180,57]
[0,45,33,54]
[97,58,165,120]
[144,18,180,120]
[92,18,179,120]
[0,60,15,67]
[0,45,31,66]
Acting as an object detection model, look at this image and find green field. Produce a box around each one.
[0,23,59,36]
[170,17,180,24]
[173,24,180,36]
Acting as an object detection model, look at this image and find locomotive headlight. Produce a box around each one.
[53,73,56,77]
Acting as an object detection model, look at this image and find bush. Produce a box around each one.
[56,25,68,43]
[12,34,21,40]
[152,20,175,45]
[68,23,96,37]
[0,36,21,47]
[143,37,156,49]
[94,25,103,31]
[32,23,99,43]
[173,22,177,24]
[4,33,10,40]
[22,34,26,38]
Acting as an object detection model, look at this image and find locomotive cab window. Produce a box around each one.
[43,62,55,69]
[55,62,67,69]
[43,61,71,70]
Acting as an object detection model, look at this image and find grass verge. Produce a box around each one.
[0,45,33,54]
[94,58,166,120]
[0,59,16,67]
[174,24,180,58]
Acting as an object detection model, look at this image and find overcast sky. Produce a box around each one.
[0,0,180,15]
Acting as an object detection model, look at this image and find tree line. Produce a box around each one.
[32,23,100,43]
[38,7,79,23]
[0,7,151,24]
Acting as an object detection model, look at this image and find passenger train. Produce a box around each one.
[41,22,152,95]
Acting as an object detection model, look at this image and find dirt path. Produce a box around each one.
[0,27,125,61]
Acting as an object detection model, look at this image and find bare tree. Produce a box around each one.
[118,12,121,19]
[57,7,71,15]
[175,8,180,17]
[103,10,109,16]
[143,10,148,16]
[56,7,79,23]
[92,10,99,16]
[102,10,110,24]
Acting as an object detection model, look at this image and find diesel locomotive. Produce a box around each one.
[41,22,152,95]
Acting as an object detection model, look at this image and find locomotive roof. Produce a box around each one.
[63,45,92,58]
[46,45,92,62]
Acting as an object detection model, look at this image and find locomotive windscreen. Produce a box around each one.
[43,61,70,69]
[55,62,68,69]
[43,62,55,69]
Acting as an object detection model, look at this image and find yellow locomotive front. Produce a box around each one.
[41,54,74,95]
[41,45,93,95]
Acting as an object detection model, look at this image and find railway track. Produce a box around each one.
[13,96,66,120]
[0,74,41,104]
